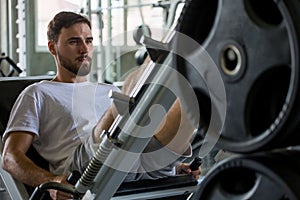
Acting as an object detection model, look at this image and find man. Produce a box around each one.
[1,11,200,199]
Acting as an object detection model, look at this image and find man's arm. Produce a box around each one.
[92,63,147,144]
[92,107,115,143]
[1,132,68,187]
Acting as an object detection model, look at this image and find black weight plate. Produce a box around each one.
[175,0,300,153]
[191,150,300,200]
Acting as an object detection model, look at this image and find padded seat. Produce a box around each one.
[0,76,52,134]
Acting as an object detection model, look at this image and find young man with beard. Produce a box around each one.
[1,11,200,199]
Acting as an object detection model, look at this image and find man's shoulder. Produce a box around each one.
[97,82,120,92]
[22,80,53,93]
[20,80,44,92]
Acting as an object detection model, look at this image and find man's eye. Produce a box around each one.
[86,39,93,44]
[70,40,79,44]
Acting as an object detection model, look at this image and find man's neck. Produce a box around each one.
[52,74,87,83]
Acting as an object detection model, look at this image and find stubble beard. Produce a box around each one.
[58,52,92,76]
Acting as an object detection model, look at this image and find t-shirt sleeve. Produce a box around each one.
[2,91,40,141]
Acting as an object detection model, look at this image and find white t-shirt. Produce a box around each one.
[3,80,192,178]
[3,80,118,174]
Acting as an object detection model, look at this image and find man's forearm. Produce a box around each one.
[2,151,60,187]
[93,106,115,143]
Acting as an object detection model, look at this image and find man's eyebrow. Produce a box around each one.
[67,36,93,41]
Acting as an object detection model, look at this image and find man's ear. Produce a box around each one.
[48,40,56,55]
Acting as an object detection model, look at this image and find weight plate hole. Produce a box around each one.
[245,66,290,136]
[219,167,258,195]
[245,0,283,27]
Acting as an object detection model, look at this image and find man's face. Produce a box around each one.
[53,23,94,76]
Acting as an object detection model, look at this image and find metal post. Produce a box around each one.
[17,0,27,76]
[105,0,113,83]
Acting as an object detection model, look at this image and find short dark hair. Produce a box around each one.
[47,11,91,43]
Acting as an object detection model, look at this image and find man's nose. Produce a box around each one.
[80,41,89,53]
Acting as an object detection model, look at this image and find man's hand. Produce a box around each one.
[176,163,202,180]
[48,174,74,200]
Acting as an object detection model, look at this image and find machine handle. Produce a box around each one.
[189,157,202,171]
